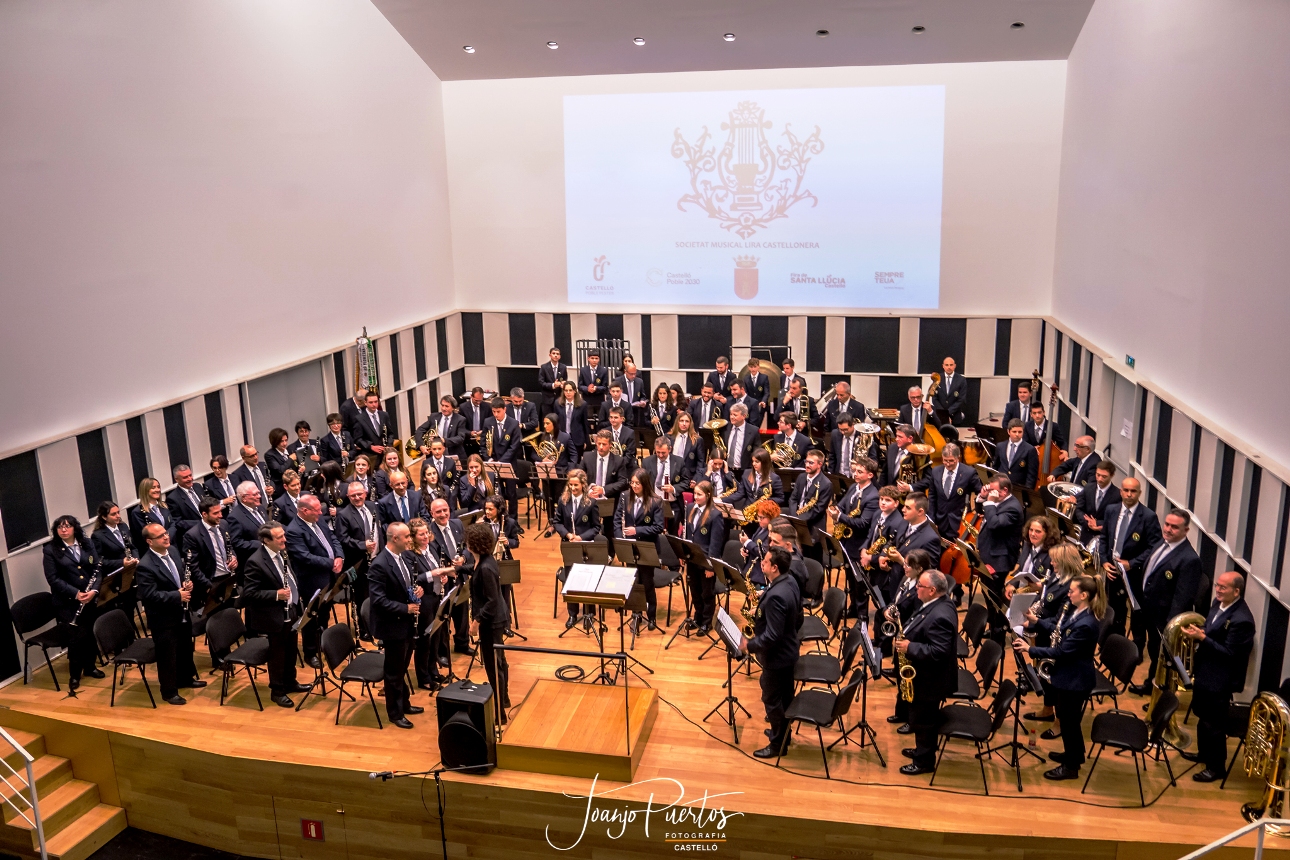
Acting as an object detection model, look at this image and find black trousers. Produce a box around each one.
[635,567,657,620]
[910,692,944,768]
[63,609,100,681]
[382,637,413,720]
[1132,607,1164,678]
[1052,686,1090,766]
[414,597,450,685]
[259,628,299,695]
[687,564,715,627]
[760,663,796,750]
[1106,578,1130,638]
[845,568,870,619]
[152,619,197,699]
[1192,687,1232,772]
[479,626,510,714]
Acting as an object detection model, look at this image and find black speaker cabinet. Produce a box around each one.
[437,680,496,773]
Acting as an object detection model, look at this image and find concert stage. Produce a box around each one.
[0,534,1282,860]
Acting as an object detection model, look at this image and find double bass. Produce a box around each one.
[1035,376,1063,487]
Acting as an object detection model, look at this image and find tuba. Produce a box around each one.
[1241,692,1290,833]
[1148,611,1207,748]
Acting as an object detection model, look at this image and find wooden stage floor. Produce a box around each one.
[0,529,1280,860]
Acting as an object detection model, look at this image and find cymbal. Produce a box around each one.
[906,443,936,456]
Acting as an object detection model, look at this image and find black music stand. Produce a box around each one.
[663,535,707,649]
[294,589,343,710]
[458,509,484,526]
[825,623,887,766]
[498,558,526,641]
[699,559,744,660]
[982,647,1047,791]
[558,543,609,639]
[613,539,662,636]
[782,514,816,549]
[703,607,752,743]
[562,565,638,685]
[534,470,566,533]
[425,585,460,685]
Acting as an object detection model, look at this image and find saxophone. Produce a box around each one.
[1241,692,1290,832]
[486,427,494,460]
[832,488,865,540]
[795,480,820,516]
[739,584,760,636]
[738,481,772,525]
[1035,603,1069,682]
[886,608,916,702]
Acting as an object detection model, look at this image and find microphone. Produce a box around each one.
[368,771,394,781]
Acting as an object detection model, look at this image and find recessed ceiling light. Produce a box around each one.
[1011,21,1025,29]
[633,37,645,46]
[547,41,559,49]
[723,33,736,42]
[463,45,475,53]
[816,29,829,38]
[911,25,926,34]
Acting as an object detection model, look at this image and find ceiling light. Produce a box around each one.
[723,33,736,42]
[547,41,559,49]
[1011,21,1025,29]
[633,37,645,46]
[816,29,829,38]
[911,25,926,34]
[462,45,475,53]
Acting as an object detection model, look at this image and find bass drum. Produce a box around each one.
[958,428,992,466]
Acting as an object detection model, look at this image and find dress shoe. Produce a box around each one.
[902,747,918,759]
[85,668,106,679]
[286,683,312,694]
[899,763,934,776]
[1193,768,1224,783]
[454,644,476,656]
[437,656,451,669]
[565,617,577,629]
[897,723,914,735]
[1043,765,1080,781]
[752,744,783,759]
[186,679,208,688]
[273,695,294,709]
[69,678,80,692]
[886,714,904,724]
[165,695,187,706]
[405,705,425,715]
[418,682,437,691]
[1128,682,1152,696]
[1024,712,1055,722]
[392,717,414,729]
[307,656,322,669]
[696,625,710,636]
[1049,752,1069,764]
[1040,728,1061,741]
[1180,750,1203,763]
[647,620,659,631]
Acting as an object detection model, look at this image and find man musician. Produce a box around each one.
[974,476,1025,635]
[899,387,935,440]
[772,412,810,467]
[895,571,960,775]
[578,351,610,417]
[993,420,1039,490]
[417,395,468,460]
[726,379,761,430]
[1002,382,1034,427]
[740,547,802,759]
[429,498,475,656]
[1047,435,1099,487]
[482,398,521,514]
[823,381,865,432]
[1128,508,1201,693]
[180,498,238,617]
[335,480,383,638]
[1074,460,1121,543]
[1024,402,1067,453]
[1099,476,1161,641]
[931,357,967,426]
[460,388,490,454]
[742,358,770,427]
[285,495,344,667]
[687,382,723,427]
[829,457,879,617]
[368,522,425,729]
[775,377,816,434]
[722,403,758,478]
[788,450,833,563]
[241,524,307,707]
[706,355,734,404]
[537,347,568,414]
[351,391,392,461]
[136,523,207,705]
[909,443,982,538]
[879,493,943,595]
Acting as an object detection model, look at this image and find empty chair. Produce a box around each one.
[1082,689,1180,805]
[801,560,826,613]
[653,568,683,627]
[206,608,271,710]
[957,602,988,662]
[800,587,846,654]
[10,592,71,691]
[952,639,1002,702]
[1090,634,1139,710]
[795,623,863,691]
[1220,701,1254,789]
[931,679,1017,795]
[777,669,866,778]
[93,608,157,708]
[1097,606,1117,646]
[322,623,386,728]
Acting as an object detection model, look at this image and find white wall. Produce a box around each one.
[442,61,1067,316]
[1052,0,1290,469]
[0,0,456,458]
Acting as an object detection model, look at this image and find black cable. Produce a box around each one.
[555,664,586,682]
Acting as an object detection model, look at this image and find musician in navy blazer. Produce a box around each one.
[417,397,469,459]
[43,516,104,688]
[930,357,968,426]
[1048,439,1100,486]
[165,466,207,542]
[725,383,761,431]
[741,361,771,426]
[911,444,981,538]
[180,499,237,610]
[1023,403,1067,451]
[1130,509,1202,686]
[1184,572,1256,779]
[554,385,589,452]
[822,382,865,432]
[993,421,1039,489]
[284,496,344,665]
[482,400,521,511]
[1074,461,1121,543]
[682,483,727,633]
[230,448,272,501]
[1098,477,1162,638]
[537,349,569,413]
[614,470,666,627]
[706,358,735,401]
[428,499,475,653]
[135,524,203,702]
[829,459,880,616]
[1002,383,1034,428]
[377,472,429,528]
[367,523,422,726]
[1015,573,1103,778]
[895,572,959,773]
[828,415,874,475]
[350,394,393,460]
[318,417,355,467]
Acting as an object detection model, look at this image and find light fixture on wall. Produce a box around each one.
[462,45,475,53]
[633,37,645,46]
[816,29,829,38]
[547,41,559,49]
[723,33,736,42]
[911,25,926,34]
[1011,21,1025,29]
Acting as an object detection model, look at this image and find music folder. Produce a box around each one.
[561,563,635,608]
[1006,592,1039,630]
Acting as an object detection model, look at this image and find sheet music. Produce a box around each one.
[1007,592,1038,630]
[596,567,636,600]
[715,606,744,650]
[1009,571,1042,589]
[562,563,605,594]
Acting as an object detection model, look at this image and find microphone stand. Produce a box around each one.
[367,764,483,860]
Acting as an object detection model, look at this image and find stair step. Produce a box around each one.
[9,780,101,848]
[0,756,72,816]
[44,805,126,860]
[0,731,46,769]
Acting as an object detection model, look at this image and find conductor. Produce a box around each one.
[895,571,959,776]
[740,547,802,759]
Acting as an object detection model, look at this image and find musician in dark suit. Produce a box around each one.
[1014,573,1104,780]
[334,481,382,637]
[616,367,648,427]
[687,384,724,428]
[884,425,918,488]
[737,449,783,513]
[273,471,304,526]
[287,421,323,482]
[285,496,344,666]
[537,348,569,414]
[879,493,943,590]
[975,476,1026,634]
[598,384,633,431]
[823,382,865,432]
[1129,509,1203,691]
[463,524,511,721]
[993,420,1039,489]
[505,389,540,436]
[582,431,630,501]
[368,522,424,728]
[828,414,868,475]
[129,477,176,555]
[406,519,455,689]
[772,413,811,468]
[552,471,603,627]
[319,415,355,469]
[460,389,490,452]
[350,393,393,461]
[718,405,757,479]
[90,502,134,576]
[829,457,879,617]
[528,414,575,476]
[1002,383,1034,428]
[740,547,802,758]
[742,359,771,428]
[555,384,589,454]
[896,571,960,774]
[774,377,817,434]
[911,443,982,538]
[1074,461,1121,543]
[1048,437,1099,486]
[1023,403,1067,451]
[614,469,665,629]
[1099,477,1162,639]
[788,450,834,560]
[338,389,367,437]
[725,380,761,431]
[420,438,461,492]
[683,482,727,634]
[226,482,269,567]
[180,498,238,615]
[377,471,429,528]
[264,429,294,496]
[577,352,611,418]
[482,398,521,513]
[429,498,475,655]
[166,465,207,542]
[700,455,739,505]
[43,516,106,690]
[136,524,206,704]
[241,524,306,706]
[641,437,685,524]
[203,455,238,510]
[861,488,909,601]
[230,446,273,504]
[930,357,968,426]
[417,396,469,460]
[899,386,936,439]
[882,550,931,726]
[1183,572,1256,781]
[706,356,735,403]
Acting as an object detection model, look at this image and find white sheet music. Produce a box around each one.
[562,563,605,594]
[1007,592,1039,630]
[596,567,637,601]
[715,606,744,650]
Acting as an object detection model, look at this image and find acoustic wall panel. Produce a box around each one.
[570,314,597,348]
[399,327,420,389]
[482,312,509,368]
[850,375,880,412]
[104,421,135,504]
[898,318,920,376]
[534,314,555,365]
[964,318,996,379]
[624,315,643,365]
[1010,318,1043,378]
[142,410,170,483]
[375,335,396,398]
[183,397,211,472]
[76,430,112,516]
[36,438,85,524]
[652,315,679,371]
[787,317,808,369]
[446,313,466,368]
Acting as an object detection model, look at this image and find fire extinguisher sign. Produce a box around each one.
[301,819,324,841]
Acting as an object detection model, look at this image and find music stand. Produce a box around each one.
[838,542,885,632]
[703,607,752,743]
[424,584,460,685]
[699,559,745,660]
[613,539,662,637]
[293,589,342,710]
[825,624,887,766]
[562,564,637,685]
[533,465,563,531]
[558,543,606,638]
[498,558,526,641]
[982,645,1047,791]
[782,514,816,548]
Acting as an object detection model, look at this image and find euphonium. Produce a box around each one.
[1148,610,1207,748]
[767,441,798,467]
[610,439,625,457]
[1241,692,1290,833]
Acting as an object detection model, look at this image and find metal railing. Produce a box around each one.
[0,727,46,860]
[1177,819,1290,859]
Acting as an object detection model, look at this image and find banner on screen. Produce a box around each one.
[565,85,945,309]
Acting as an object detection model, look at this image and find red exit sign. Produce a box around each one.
[302,819,324,841]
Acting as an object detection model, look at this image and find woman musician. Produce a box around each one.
[740,498,781,587]
[307,461,346,517]
[373,448,406,500]
[649,384,675,438]
[345,454,375,499]
[129,477,174,554]
[1013,542,1083,724]
[464,523,511,722]
[482,495,520,560]
[43,515,106,690]
[683,481,726,635]
[554,470,603,629]
[455,454,494,516]
[669,412,704,487]
[530,414,575,473]
[1013,572,1105,781]
[738,448,784,512]
[554,382,588,457]
[668,383,689,416]
[883,548,932,734]
[1004,516,1058,594]
[265,428,293,496]
[614,468,665,630]
[421,464,454,515]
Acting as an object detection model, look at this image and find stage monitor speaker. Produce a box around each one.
[437,680,496,774]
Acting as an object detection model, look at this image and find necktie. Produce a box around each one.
[1096,487,1105,508]
[399,495,409,521]
[565,406,572,433]
[703,402,710,423]
[943,469,953,497]
[655,462,665,489]
[472,408,480,431]
[634,500,642,519]
[444,526,457,556]
[440,416,448,437]
[211,528,227,574]
[362,507,372,537]
[713,473,722,493]
[188,488,199,510]
[676,436,686,460]
[513,407,521,425]
[70,543,80,562]
[312,523,334,558]
[161,553,180,587]
[1008,442,1017,466]
[571,497,579,519]
[753,475,760,494]
[730,428,741,468]
[1144,543,1169,588]
[250,505,264,525]
[842,436,852,468]
[115,528,126,547]
[1114,508,1132,555]
[597,457,607,487]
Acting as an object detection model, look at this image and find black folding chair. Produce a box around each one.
[957,602,988,663]
[322,623,386,728]
[1220,701,1253,789]
[795,624,863,692]
[1090,634,1138,710]
[777,669,866,778]
[93,608,156,708]
[1082,689,1179,805]
[10,593,71,691]
[951,638,1002,702]
[799,587,846,655]
[931,679,1017,795]
[206,608,270,710]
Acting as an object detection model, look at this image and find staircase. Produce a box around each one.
[0,728,125,860]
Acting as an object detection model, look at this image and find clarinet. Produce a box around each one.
[71,554,103,627]
[182,549,196,612]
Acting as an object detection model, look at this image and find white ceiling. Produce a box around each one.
[371,0,1095,82]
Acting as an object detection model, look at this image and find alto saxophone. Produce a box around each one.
[885,608,916,702]
[832,489,865,540]
[1035,603,1069,681]
[739,584,760,636]
[486,428,494,460]
[738,481,772,525]
[796,481,820,516]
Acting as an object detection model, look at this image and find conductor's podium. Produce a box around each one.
[497,679,658,782]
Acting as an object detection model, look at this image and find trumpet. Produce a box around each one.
[651,409,665,437]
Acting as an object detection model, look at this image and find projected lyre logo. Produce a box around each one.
[592,256,611,281]
[672,101,824,240]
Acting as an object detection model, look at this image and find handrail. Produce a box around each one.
[1177,819,1290,860]
[0,727,46,860]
